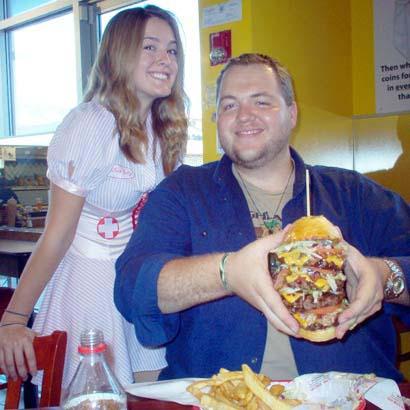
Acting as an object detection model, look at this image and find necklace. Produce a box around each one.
[235,161,295,234]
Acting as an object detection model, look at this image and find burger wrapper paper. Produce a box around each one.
[125,378,205,406]
[125,372,405,410]
[284,372,404,410]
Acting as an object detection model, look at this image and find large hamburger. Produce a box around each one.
[268,216,348,342]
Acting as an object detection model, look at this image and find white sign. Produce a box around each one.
[374,0,410,114]
[202,0,242,28]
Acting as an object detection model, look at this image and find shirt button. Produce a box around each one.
[201,231,207,237]
[251,357,258,364]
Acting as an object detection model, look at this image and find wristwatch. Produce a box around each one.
[383,259,405,300]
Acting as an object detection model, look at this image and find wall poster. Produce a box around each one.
[374,0,410,114]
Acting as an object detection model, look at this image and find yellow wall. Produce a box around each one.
[251,1,354,170]
[351,0,374,116]
[199,0,254,162]
[351,0,410,201]
[198,0,410,201]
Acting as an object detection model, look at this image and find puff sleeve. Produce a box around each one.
[47,102,117,197]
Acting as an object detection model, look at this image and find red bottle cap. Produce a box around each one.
[78,342,107,354]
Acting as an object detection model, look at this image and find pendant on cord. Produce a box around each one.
[262,216,282,235]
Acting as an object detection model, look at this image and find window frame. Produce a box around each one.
[0,0,99,139]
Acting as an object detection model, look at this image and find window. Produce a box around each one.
[10,12,76,135]
[6,0,54,17]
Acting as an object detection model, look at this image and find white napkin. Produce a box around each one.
[284,373,405,410]
[125,378,205,406]
[364,378,405,410]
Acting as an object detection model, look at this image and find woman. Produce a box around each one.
[0,5,188,388]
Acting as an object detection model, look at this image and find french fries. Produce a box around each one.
[186,364,300,410]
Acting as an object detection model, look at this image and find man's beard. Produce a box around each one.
[221,133,290,170]
[230,146,272,169]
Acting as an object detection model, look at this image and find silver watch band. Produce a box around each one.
[383,259,405,300]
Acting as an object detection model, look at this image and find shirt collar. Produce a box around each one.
[213,146,308,198]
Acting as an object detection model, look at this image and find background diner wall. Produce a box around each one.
[199,0,253,162]
[198,0,410,202]
[351,1,410,202]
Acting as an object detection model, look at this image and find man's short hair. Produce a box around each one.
[216,53,295,106]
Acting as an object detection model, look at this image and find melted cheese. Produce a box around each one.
[281,292,303,303]
[314,278,329,290]
[325,255,344,268]
[293,312,307,327]
[280,250,310,266]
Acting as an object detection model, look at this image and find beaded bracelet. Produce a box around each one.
[4,309,30,318]
[219,252,231,291]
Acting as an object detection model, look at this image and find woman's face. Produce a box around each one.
[133,17,179,112]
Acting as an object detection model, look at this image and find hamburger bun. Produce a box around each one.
[284,215,341,243]
[298,326,336,343]
[269,215,348,343]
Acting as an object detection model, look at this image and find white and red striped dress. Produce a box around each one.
[32,100,166,389]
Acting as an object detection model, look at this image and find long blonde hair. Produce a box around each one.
[84,5,188,175]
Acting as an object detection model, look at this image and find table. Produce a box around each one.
[0,226,42,241]
[126,385,410,409]
[127,395,197,409]
[26,383,410,409]
[0,239,36,283]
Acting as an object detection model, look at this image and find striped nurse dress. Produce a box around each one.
[31,100,166,389]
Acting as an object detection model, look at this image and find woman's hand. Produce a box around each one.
[0,325,37,381]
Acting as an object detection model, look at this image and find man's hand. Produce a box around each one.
[336,244,385,339]
[0,325,37,381]
[225,228,300,337]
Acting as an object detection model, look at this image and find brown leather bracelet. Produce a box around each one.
[5,309,30,318]
[0,323,26,327]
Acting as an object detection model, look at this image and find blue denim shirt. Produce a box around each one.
[115,148,410,381]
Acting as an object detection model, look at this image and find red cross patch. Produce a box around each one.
[97,216,119,239]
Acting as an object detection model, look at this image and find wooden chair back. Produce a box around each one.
[4,330,67,409]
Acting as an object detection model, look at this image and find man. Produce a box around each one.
[115,54,410,382]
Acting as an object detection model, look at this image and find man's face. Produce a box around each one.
[216,64,297,170]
